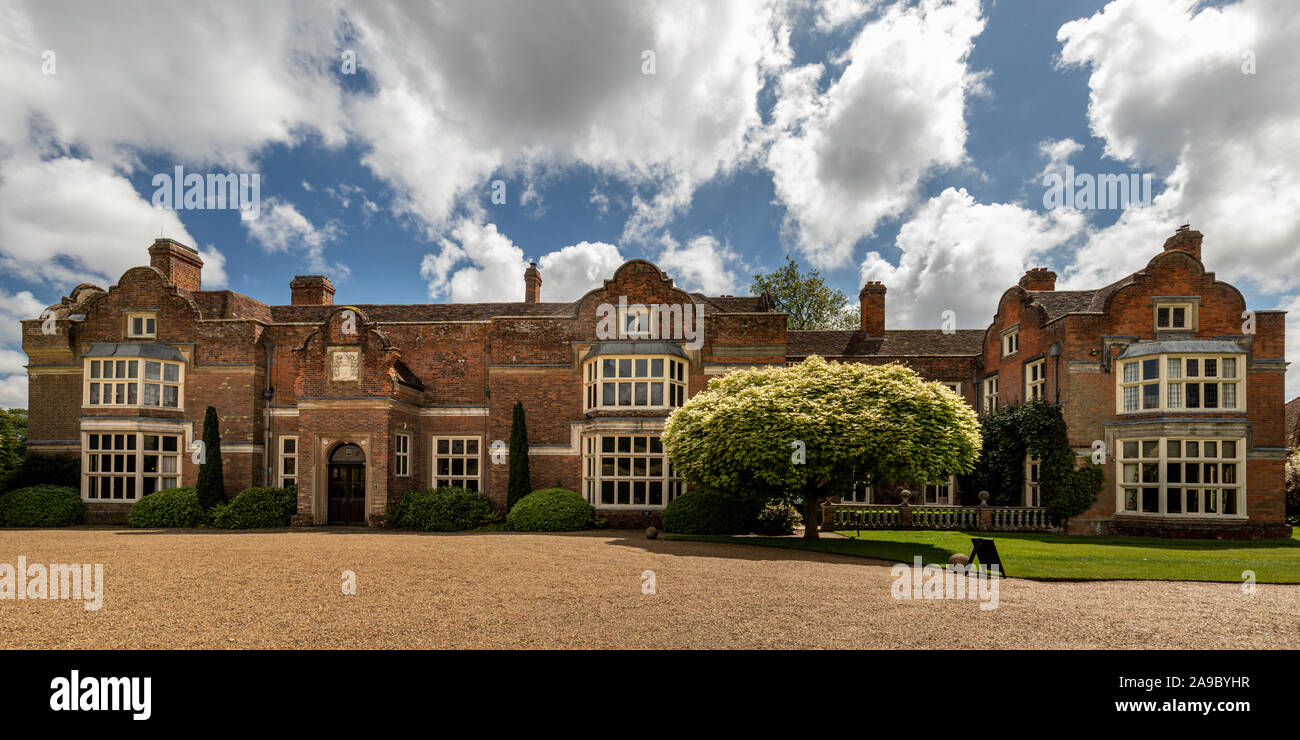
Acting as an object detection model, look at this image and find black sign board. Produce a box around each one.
[968,537,1006,577]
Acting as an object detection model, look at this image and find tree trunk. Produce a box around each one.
[802,492,821,539]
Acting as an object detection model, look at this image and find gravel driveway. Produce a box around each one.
[2,528,1296,649]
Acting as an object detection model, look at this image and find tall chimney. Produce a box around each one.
[524,262,542,304]
[1018,267,1057,291]
[1162,224,1203,261]
[290,275,336,306]
[148,238,204,292]
[859,281,886,338]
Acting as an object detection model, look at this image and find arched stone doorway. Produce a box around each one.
[327,443,367,525]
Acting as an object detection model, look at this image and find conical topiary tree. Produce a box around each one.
[195,406,225,509]
[507,401,532,510]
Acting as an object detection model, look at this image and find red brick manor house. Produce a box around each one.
[18,227,1290,537]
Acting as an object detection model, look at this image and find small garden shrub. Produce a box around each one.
[390,487,492,532]
[212,486,296,529]
[506,488,592,531]
[0,485,84,527]
[662,488,750,535]
[127,487,204,528]
[754,499,802,536]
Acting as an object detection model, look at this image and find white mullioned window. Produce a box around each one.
[85,358,184,409]
[1116,437,1245,517]
[126,313,157,338]
[841,479,873,505]
[1025,359,1046,401]
[1001,328,1020,357]
[83,431,183,501]
[1154,301,1196,331]
[583,355,687,411]
[432,436,481,491]
[278,436,297,488]
[940,381,961,396]
[1117,354,1243,413]
[983,376,999,413]
[394,433,410,477]
[922,477,955,505]
[1024,455,1042,507]
[582,434,683,509]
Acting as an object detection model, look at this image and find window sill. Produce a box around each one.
[1115,512,1249,521]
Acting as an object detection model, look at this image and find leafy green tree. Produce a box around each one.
[5,409,27,448]
[195,406,225,509]
[507,401,532,509]
[1286,450,1300,522]
[663,356,981,538]
[0,411,20,487]
[750,255,859,330]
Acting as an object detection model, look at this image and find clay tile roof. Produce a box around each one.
[267,302,575,323]
[786,329,984,358]
[1024,289,1101,321]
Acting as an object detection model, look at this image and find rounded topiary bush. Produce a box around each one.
[212,486,296,529]
[661,488,750,535]
[506,488,593,532]
[754,499,803,536]
[391,487,492,532]
[127,487,204,528]
[0,485,84,527]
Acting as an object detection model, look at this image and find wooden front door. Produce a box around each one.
[327,462,366,525]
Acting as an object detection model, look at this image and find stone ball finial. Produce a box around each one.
[948,553,970,568]
[645,526,659,540]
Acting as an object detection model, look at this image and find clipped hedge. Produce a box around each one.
[390,487,492,532]
[506,488,592,532]
[662,488,750,535]
[1,453,80,492]
[127,487,204,528]
[754,498,802,536]
[212,486,296,529]
[0,485,84,527]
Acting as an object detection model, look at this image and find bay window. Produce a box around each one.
[584,355,687,411]
[582,434,683,509]
[1117,354,1241,413]
[83,431,183,501]
[1116,437,1244,517]
[85,357,184,409]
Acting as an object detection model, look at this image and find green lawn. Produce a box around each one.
[667,527,1300,583]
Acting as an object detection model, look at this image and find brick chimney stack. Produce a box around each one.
[524,262,542,304]
[859,281,886,338]
[1018,267,1057,291]
[1162,224,1203,261]
[290,275,336,306]
[148,238,204,292]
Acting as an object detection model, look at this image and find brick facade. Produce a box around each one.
[19,228,1289,537]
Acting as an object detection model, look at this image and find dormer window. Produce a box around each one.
[1154,299,1197,331]
[127,313,157,338]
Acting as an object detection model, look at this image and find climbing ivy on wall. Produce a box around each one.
[959,400,1103,521]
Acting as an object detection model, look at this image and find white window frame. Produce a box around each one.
[1001,327,1020,357]
[126,312,157,339]
[983,376,999,413]
[921,476,955,506]
[82,430,184,502]
[1154,300,1197,332]
[1024,455,1042,507]
[582,433,683,509]
[431,435,482,491]
[1116,437,1246,518]
[583,355,687,411]
[940,381,961,396]
[840,479,874,505]
[619,305,653,339]
[84,358,185,410]
[394,432,410,477]
[278,436,297,488]
[1025,359,1046,401]
[1116,354,1243,414]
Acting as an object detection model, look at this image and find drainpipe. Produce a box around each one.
[263,342,275,485]
[1049,342,1061,404]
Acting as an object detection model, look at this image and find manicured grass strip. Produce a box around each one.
[666,527,1300,583]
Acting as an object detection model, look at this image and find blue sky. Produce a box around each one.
[1,0,1297,408]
